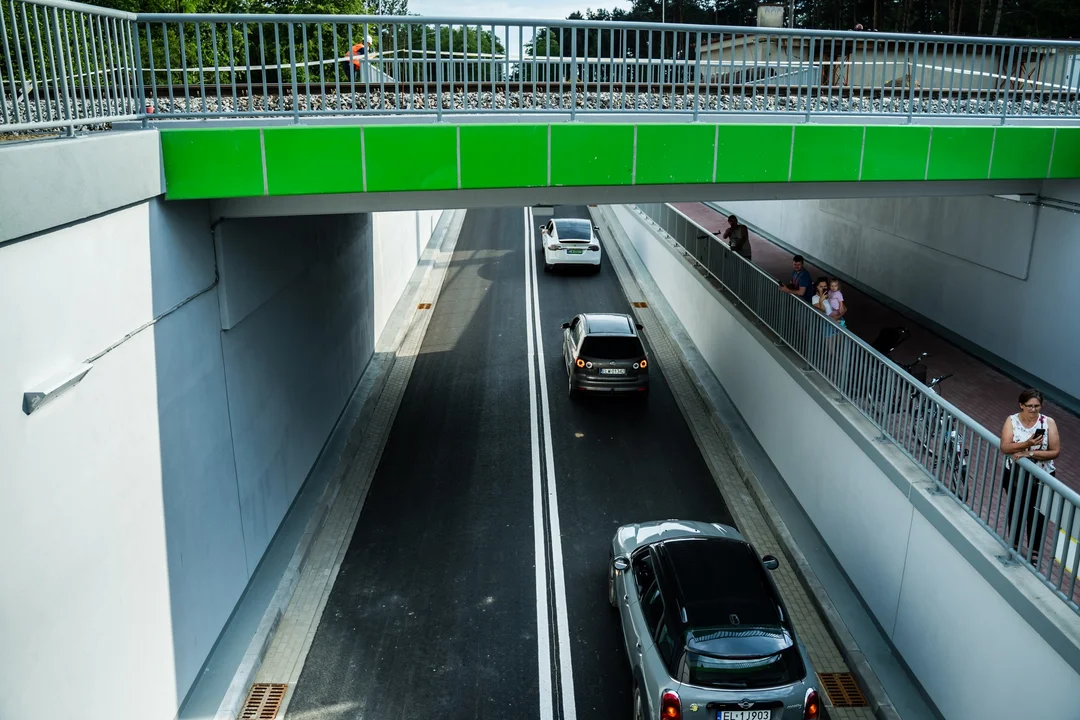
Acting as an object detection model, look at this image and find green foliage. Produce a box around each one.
[791,0,1080,38]
[557,0,1080,39]
[42,0,512,89]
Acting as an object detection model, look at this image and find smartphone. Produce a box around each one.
[1032,428,1046,439]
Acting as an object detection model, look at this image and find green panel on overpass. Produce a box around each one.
[161,127,264,199]
[861,127,931,181]
[460,125,548,189]
[365,125,458,192]
[715,125,792,183]
[635,124,716,185]
[1048,128,1080,179]
[551,124,635,187]
[990,127,1055,180]
[927,127,994,180]
[791,125,863,182]
[264,126,364,195]
[159,123,1080,200]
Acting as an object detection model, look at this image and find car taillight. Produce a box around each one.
[660,690,681,719]
[803,688,820,720]
[575,358,585,368]
[548,244,560,251]
[589,244,600,251]
[639,358,648,369]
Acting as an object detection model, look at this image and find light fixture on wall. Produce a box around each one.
[22,364,93,416]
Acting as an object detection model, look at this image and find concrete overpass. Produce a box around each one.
[157,121,1080,213]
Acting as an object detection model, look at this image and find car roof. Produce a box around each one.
[655,536,784,631]
[582,313,635,336]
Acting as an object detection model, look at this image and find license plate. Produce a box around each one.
[600,368,626,375]
[566,248,584,254]
[719,712,771,720]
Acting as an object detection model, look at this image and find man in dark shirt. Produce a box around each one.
[780,255,813,302]
[721,215,756,263]
[721,214,752,261]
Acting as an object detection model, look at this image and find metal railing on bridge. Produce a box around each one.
[4,0,1080,135]
[634,201,1080,616]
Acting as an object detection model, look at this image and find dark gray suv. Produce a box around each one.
[561,313,650,400]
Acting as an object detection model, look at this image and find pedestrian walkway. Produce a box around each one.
[673,202,1076,495]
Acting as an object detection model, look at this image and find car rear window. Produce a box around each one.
[556,221,592,240]
[580,336,644,359]
[680,643,805,689]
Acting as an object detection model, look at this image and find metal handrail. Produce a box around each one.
[16,0,135,21]
[128,12,1080,46]
[635,201,1079,614]
[4,0,1080,134]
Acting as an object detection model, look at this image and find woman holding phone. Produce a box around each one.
[999,389,1060,565]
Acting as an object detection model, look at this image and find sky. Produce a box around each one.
[408,0,626,21]
[404,0,632,60]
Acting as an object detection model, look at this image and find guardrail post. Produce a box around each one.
[570,28,577,121]
[1001,44,1016,124]
[49,6,74,136]
[692,30,701,121]
[434,23,443,121]
[878,371,894,442]
[134,19,147,127]
[906,44,918,123]
[288,22,299,123]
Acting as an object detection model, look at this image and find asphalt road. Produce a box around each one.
[286,206,735,720]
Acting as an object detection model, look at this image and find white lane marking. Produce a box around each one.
[524,207,556,720]
[526,206,579,720]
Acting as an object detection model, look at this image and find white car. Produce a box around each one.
[540,217,602,273]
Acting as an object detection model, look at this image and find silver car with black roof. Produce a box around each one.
[609,520,822,720]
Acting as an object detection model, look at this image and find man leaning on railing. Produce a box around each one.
[717,214,752,263]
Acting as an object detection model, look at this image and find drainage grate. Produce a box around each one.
[631,301,649,308]
[417,303,432,310]
[239,683,288,719]
[818,672,868,708]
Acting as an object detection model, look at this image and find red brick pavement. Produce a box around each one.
[673,202,1076,495]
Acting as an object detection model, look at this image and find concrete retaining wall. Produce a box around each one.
[607,203,1080,720]
[718,188,1080,403]
[0,183,440,719]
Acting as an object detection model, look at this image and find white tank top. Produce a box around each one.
[1007,413,1055,474]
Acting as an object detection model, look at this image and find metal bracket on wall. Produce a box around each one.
[22,363,93,415]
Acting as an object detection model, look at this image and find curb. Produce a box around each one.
[707,402,902,720]
[592,203,902,720]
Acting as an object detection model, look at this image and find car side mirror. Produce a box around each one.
[635,323,644,331]
[762,554,780,571]
[561,322,571,329]
[613,556,630,572]
[539,226,547,233]
[593,225,600,232]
